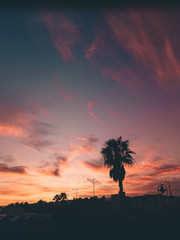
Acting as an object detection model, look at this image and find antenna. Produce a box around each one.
[168,185,173,196]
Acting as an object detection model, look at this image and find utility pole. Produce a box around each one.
[72,188,78,199]
[86,178,95,197]
[168,185,173,196]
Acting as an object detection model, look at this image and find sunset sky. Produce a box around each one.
[0,5,180,205]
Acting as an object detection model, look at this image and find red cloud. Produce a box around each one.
[44,12,81,62]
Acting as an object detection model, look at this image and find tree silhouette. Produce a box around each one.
[53,192,68,203]
[101,136,135,195]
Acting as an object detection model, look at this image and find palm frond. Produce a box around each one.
[101,136,135,184]
[101,146,114,167]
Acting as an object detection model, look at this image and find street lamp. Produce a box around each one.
[86,178,95,197]
[72,188,78,199]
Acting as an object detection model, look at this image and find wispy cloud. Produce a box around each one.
[126,155,180,188]
[106,9,180,92]
[22,139,53,152]
[38,160,50,168]
[0,100,56,151]
[0,155,16,163]
[100,67,140,92]
[87,101,109,126]
[84,24,141,92]
[0,102,55,137]
[76,134,99,152]
[44,12,81,62]
[27,101,56,120]
[81,159,105,172]
[84,28,113,60]
[58,88,73,101]
[104,103,122,121]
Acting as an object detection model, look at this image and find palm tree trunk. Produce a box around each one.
[118,180,123,194]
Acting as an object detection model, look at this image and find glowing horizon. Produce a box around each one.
[0,7,180,205]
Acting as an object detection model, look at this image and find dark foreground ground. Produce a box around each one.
[0,195,179,239]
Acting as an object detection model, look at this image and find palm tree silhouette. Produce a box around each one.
[101,136,135,195]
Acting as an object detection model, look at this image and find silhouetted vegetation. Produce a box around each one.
[53,192,68,203]
[0,195,180,239]
[101,136,135,194]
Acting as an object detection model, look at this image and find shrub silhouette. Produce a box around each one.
[53,193,68,203]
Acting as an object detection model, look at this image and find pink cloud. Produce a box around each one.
[58,88,72,101]
[84,28,114,60]
[0,101,55,153]
[104,104,122,121]
[87,101,109,126]
[105,10,180,92]
[22,139,53,152]
[55,73,75,101]
[126,156,180,186]
[76,135,99,153]
[84,26,142,92]
[101,66,141,92]
[81,159,107,173]
[0,103,32,138]
[28,102,56,120]
[44,12,81,62]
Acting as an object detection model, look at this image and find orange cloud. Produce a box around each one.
[0,124,25,137]
[87,101,108,126]
[38,168,61,177]
[126,158,180,185]
[38,153,69,177]
[44,12,81,62]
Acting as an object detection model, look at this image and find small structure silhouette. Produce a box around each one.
[157,184,168,196]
